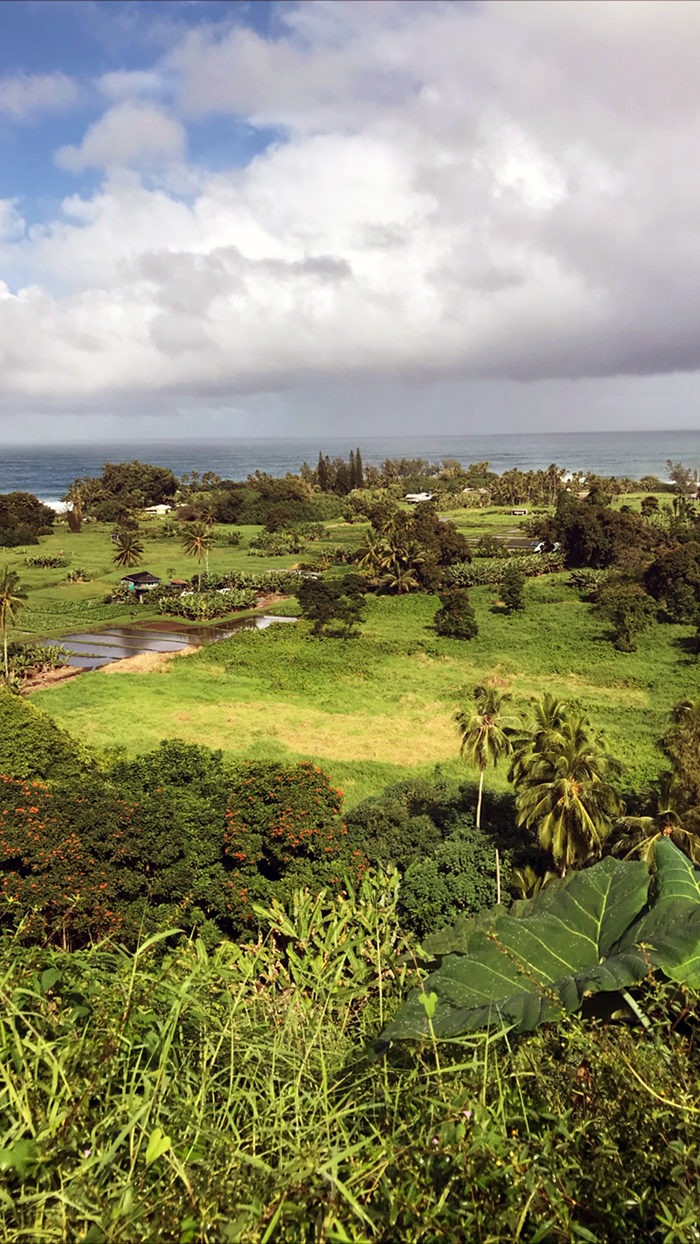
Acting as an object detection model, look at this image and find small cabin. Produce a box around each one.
[121,571,161,598]
[143,504,173,516]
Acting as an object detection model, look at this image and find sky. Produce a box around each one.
[2,0,700,443]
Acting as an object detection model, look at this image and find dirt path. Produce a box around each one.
[100,645,200,674]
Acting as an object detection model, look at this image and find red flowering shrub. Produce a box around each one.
[223,761,369,929]
[0,776,190,946]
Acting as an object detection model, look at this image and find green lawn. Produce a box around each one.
[34,573,700,806]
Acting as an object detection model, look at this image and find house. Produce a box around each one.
[404,492,433,504]
[121,571,162,598]
[143,504,173,516]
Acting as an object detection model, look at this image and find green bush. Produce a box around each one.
[0,692,89,782]
[0,775,190,945]
[433,587,478,639]
[222,761,369,930]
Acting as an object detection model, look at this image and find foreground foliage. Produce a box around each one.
[380,839,700,1045]
[1,877,700,1242]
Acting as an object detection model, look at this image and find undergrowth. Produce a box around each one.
[0,872,699,1242]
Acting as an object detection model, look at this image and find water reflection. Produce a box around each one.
[57,615,297,670]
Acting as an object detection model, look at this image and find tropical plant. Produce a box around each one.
[181,522,213,588]
[514,715,623,874]
[0,566,28,681]
[612,771,700,864]
[111,530,144,570]
[508,693,571,786]
[377,838,700,1044]
[456,686,517,835]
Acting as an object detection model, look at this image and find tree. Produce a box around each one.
[0,567,28,682]
[501,564,526,613]
[644,542,700,622]
[298,574,366,637]
[514,716,623,875]
[354,446,364,489]
[181,522,213,588]
[456,686,516,831]
[612,771,700,865]
[640,495,660,519]
[112,531,144,570]
[667,460,698,496]
[433,588,478,639]
[596,582,657,650]
[508,693,571,787]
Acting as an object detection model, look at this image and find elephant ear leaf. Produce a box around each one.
[621,839,700,987]
[377,856,651,1046]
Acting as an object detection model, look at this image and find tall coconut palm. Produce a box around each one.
[0,567,28,681]
[613,771,699,865]
[515,717,623,875]
[508,693,572,786]
[456,685,518,830]
[356,531,386,577]
[112,531,144,570]
[181,522,212,589]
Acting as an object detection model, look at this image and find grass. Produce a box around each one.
[1,875,700,1242]
[34,573,700,806]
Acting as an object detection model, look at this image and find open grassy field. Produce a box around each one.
[33,567,700,806]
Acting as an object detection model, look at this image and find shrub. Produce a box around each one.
[433,588,478,639]
[398,826,509,937]
[248,530,304,556]
[0,776,191,946]
[25,554,69,569]
[500,563,526,612]
[222,761,369,931]
[0,692,89,781]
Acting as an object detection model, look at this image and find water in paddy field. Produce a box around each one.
[3,429,700,506]
[55,615,298,670]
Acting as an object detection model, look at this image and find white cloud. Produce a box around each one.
[3,0,700,414]
[98,70,166,101]
[0,71,78,120]
[55,102,186,172]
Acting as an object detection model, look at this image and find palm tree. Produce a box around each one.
[613,771,700,865]
[457,686,518,830]
[112,531,144,570]
[508,693,571,786]
[0,567,28,682]
[515,717,623,875]
[181,522,212,589]
[356,532,385,577]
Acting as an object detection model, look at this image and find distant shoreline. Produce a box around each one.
[3,429,700,499]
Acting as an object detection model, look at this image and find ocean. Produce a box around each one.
[1,429,699,506]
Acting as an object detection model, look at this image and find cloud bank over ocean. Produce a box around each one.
[1,0,700,439]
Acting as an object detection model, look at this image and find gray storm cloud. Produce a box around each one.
[1,0,700,419]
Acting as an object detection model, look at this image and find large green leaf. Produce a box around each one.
[620,839,700,987]
[378,856,651,1044]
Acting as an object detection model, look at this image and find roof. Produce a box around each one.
[120,571,161,585]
